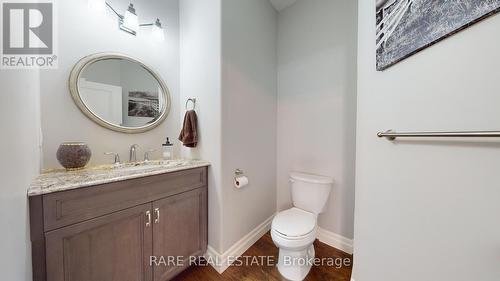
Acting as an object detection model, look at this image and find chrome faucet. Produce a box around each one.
[129,144,139,162]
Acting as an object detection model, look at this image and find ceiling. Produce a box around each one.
[269,0,298,12]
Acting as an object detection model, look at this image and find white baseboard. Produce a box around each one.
[205,216,353,274]
[317,227,353,255]
[205,214,275,274]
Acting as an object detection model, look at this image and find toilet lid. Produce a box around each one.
[272,208,316,237]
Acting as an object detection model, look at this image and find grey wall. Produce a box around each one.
[180,0,223,253]
[180,0,277,254]
[0,71,41,281]
[221,0,278,251]
[354,1,500,280]
[277,0,358,239]
[40,0,180,169]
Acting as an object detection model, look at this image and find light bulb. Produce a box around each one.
[122,3,139,34]
[151,19,165,42]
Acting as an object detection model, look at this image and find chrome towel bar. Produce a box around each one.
[377,130,500,141]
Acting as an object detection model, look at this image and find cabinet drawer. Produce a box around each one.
[43,167,207,231]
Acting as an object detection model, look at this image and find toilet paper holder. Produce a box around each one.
[234,169,249,189]
[234,169,244,179]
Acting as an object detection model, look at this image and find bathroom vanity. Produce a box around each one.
[28,160,209,281]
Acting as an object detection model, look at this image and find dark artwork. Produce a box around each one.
[128,91,159,118]
[376,0,500,70]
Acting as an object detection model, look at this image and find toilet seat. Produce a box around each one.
[272,208,316,239]
[271,207,318,281]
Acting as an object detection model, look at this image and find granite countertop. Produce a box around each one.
[28,159,210,196]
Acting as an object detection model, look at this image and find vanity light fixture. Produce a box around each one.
[95,1,165,40]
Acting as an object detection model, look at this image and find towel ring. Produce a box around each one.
[185,98,196,111]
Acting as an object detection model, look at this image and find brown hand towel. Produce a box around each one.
[179,110,198,147]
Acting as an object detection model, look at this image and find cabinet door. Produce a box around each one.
[46,204,153,281]
[152,188,207,281]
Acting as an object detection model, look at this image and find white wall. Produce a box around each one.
[179,0,224,253]
[277,0,357,239]
[221,0,277,251]
[40,0,180,169]
[354,1,500,280]
[0,70,41,281]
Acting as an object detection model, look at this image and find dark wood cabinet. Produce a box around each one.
[29,167,208,281]
[45,204,153,281]
[153,188,207,280]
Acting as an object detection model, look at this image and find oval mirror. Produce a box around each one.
[69,53,171,133]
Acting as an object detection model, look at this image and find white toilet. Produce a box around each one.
[271,172,333,281]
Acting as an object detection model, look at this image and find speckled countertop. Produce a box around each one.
[28,159,210,196]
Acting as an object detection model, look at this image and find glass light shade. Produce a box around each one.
[88,0,105,13]
[122,9,139,34]
[151,23,165,42]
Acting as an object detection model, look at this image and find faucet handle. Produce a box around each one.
[144,149,157,162]
[104,152,121,165]
[129,144,140,163]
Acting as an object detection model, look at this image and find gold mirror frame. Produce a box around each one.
[69,53,171,134]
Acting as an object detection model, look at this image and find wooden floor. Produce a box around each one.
[172,232,353,281]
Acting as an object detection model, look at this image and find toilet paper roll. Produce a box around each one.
[234,176,249,189]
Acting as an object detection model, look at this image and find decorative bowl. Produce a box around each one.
[56,142,92,170]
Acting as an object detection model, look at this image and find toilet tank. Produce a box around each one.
[290,172,333,215]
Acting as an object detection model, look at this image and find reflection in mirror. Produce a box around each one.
[69,53,170,133]
[79,59,164,128]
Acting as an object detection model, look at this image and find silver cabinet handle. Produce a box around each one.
[145,211,151,227]
[154,208,160,224]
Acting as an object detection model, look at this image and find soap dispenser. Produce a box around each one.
[162,137,174,160]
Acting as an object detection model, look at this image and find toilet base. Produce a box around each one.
[276,244,315,281]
